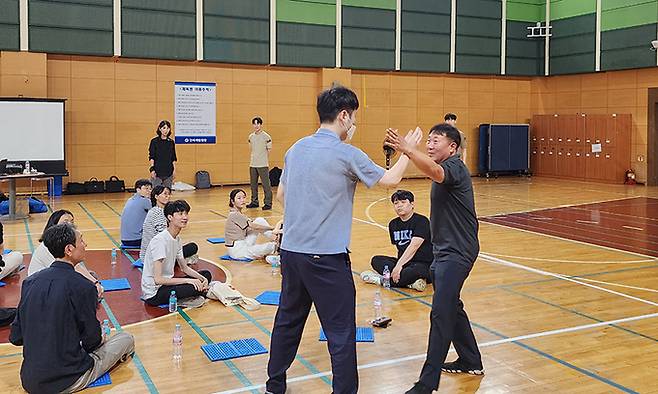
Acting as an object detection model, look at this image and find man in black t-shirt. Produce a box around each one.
[361,190,432,292]
[386,123,483,394]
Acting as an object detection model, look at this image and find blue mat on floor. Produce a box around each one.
[255,291,280,306]
[319,327,374,342]
[207,237,225,244]
[201,338,267,361]
[87,372,111,388]
[220,254,252,262]
[132,259,143,268]
[0,281,5,287]
[100,278,131,291]
[3,249,11,254]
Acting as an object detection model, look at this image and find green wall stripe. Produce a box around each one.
[277,0,335,26]
[507,0,545,22]
[342,0,395,10]
[602,0,658,31]
[550,0,596,20]
[277,22,335,67]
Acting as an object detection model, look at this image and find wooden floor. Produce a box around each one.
[1,176,658,393]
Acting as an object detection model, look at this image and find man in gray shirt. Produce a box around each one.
[246,117,273,210]
[265,86,420,394]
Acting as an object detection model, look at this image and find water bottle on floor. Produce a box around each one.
[111,248,117,265]
[382,265,391,289]
[173,323,183,367]
[373,289,383,320]
[102,319,110,341]
[169,290,177,313]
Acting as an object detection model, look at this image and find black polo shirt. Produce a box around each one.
[10,261,101,393]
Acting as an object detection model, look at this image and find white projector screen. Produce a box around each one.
[0,99,65,161]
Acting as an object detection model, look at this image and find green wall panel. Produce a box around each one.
[506,20,543,75]
[342,6,395,70]
[550,0,596,20]
[277,0,335,25]
[456,0,501,74]
[401,0,450,72]
[550,14,595,74]
[507,0,545,22]
[29,0,113,55]
[204,0,269,64]
[0,0,19,50]
[602,23,657,70]
[277,22,334,67]
[122,0,195,60]
[602,0,658,31]
[342,0,395,10]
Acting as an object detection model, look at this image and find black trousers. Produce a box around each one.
[370,255,432,287]
[418,260,482,390]
[182,242,198,258]
[267,250,358,394]
[144,270,212,306]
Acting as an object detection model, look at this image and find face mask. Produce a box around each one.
[346,124,357,141]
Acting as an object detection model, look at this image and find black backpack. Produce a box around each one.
[269,167,282,187]
[195,171,211,189]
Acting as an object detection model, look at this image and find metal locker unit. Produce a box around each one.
[478,124,530,177]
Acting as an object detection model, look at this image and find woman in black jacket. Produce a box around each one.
[149,120,177,188]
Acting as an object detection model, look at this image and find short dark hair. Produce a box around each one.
[430,123,461,148]
[391,190,415,203]
[39,209,74,242]
[444,113,457,121]
[164,200,191,223]
[43,223,77,259]
[156,120,172,137]
[317,85,359,124]
[229,188,246,208]
[135,179,152,190]
[151,185,171,207]
[252,117,263,125]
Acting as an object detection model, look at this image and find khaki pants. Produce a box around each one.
[0,251,22,280]
[64,332,135,393]
[249,167,272,206]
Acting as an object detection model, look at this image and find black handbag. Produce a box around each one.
[105,176,125,193]
[66,182,86,194]
[84,177,105,193]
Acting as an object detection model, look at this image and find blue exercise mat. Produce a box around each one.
[3,249,11,254]
[100,278,131,291]
[220,254,253,262]
[132,259,143,268]
[207,237,225,244]
[255,291,280,306]
[0,281,5,287]
[87,372,111,388]
[319,327,374,342]
[201,338,267,362]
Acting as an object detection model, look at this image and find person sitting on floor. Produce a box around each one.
[120,179,153,248]
[10,223,135,393]
[28,209,104,297]
[0,221,23,281]
[141,200,211,308]
[361,190,433,292]
[224,188,276,260]
[139,185,198,263]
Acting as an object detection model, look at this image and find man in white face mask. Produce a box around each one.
[265,85,422,394]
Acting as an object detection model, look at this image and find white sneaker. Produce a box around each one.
[407,278,427,292]
[360,270,382,286]
[265,255,280,266]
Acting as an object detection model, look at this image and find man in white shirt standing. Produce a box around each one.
[246,117,273,211]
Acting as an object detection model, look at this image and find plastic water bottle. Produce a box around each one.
[111,248,117,265]
[373,289,383,320]
[382,265,391,289]
[168,290,177,313]
[24,161,30,174]
[271,256,280,276]
[102,319,110,341]
[172,323,183,367]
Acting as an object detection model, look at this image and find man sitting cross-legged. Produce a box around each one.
[361,190,433,292]
[10,223,135,393]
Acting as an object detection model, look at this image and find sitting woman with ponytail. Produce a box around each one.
[224,189,276,260]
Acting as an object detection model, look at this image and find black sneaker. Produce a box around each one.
[246,202,259,208]
[404,382,432,394]
[262,205,272,210]
[442,360,485,375]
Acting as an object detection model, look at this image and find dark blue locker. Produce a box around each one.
[478,124,529,176]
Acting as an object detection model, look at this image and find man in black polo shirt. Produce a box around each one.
[386,123,483,394]
[10,223,135,393]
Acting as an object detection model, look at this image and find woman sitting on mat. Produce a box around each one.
[0,222,23,281]
[224,189,276,260]
[140,185,198,263]
[28,209,103,297]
